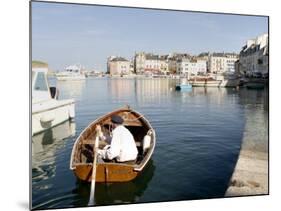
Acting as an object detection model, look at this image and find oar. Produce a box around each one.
[88,134,100,206]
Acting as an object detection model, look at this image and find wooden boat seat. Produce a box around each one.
[82,139,94,145]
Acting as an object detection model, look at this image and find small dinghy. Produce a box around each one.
[175,84,192,91]
[70,106,156,182]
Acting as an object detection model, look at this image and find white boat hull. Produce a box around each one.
[56,75,86,81]
[32,99,75,135]
[190,79,239,87]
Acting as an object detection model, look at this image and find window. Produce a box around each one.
[34,72,48,91]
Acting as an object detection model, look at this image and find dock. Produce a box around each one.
[225,107,268,196]
[225,149,268,196]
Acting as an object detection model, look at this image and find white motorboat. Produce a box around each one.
[32,67,75,135]
[189,74,240,88]
[56,65,86,81]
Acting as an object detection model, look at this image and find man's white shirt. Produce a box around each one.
[99,125,138,162]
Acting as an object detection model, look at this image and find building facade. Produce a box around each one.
[134,52,146,74]
[176,57,207,76]
[238,33,268,77]
[134,52,169,74]
[167,59,177,74]
[108,57,130,75]
[197,52,210,72]
[209,53,238,74]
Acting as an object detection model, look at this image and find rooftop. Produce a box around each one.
[111,57,129,62]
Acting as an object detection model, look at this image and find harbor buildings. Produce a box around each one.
[107,56,116,74]
[197,52,210,71]
[167,53,191,74]
[108,56,130,76]
[134,52,208,76]
[134,52,169,75]
[144,53,168,74]
[132,51,239,76]
[176,57,207,76]
[209,53,239,74]
[134,52,146,74]
[238,33,268,77]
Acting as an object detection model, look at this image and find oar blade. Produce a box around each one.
[88,135,100,206]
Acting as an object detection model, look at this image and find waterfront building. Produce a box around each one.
[159,55,169,74]
[209,53,239,74]
[176,57,207,76]
[134,52,169,74]
[167,53,192,74]
[167,58,177,74]
[134,52,146,74]
[108,57,130,76]
[144,53,162,73]
[197,52,210,72]
[129,58,135,74]
[107,56,117,74]
[238,33,268,77]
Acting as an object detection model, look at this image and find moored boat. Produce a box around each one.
[189,76,239,88]
[56,65,86,81]
[32,67,75,135]
[175,84,192,91]
[189,77,222,87]
[69,106,156,183]
[175,77,192,91]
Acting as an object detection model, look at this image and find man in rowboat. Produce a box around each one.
[96,115,138,163]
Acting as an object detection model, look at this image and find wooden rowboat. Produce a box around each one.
[70,106,156,182]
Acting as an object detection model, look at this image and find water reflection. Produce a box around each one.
[31,78,268,209]
[107,79,135,103]
[105,78,177,106]
[32,120,76,177]
[238,87,268,152]
[175,87,239,109]
[32,120,76,155]
[73,160,155,206]
[56,80,86,99]
[135,79,175,105]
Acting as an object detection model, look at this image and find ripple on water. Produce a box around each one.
[32,79,268,209]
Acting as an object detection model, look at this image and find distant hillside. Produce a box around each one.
[32,60,48,68]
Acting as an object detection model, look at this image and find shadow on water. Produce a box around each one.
[72,159,156,207]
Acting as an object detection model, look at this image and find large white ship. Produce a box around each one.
[56,65,86,81]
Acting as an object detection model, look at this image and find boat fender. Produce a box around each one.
[40,114,55,123]
[68,105,75,119]
[143,130,152,153]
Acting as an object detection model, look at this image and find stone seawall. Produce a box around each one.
[225,101,268,196]
[225,149,268,196]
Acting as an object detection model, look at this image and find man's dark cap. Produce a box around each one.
[111,115,124,124]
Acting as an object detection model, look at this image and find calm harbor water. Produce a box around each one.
[32,78,268,209]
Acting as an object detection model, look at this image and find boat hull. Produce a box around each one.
[70,106,156,183]
[190,79,239,87]
[56,75,86,81]
[32,99,75,135]
[74,163,138,182]
[175,84,192,91]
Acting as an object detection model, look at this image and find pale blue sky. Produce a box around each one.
[32,2,268,71]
